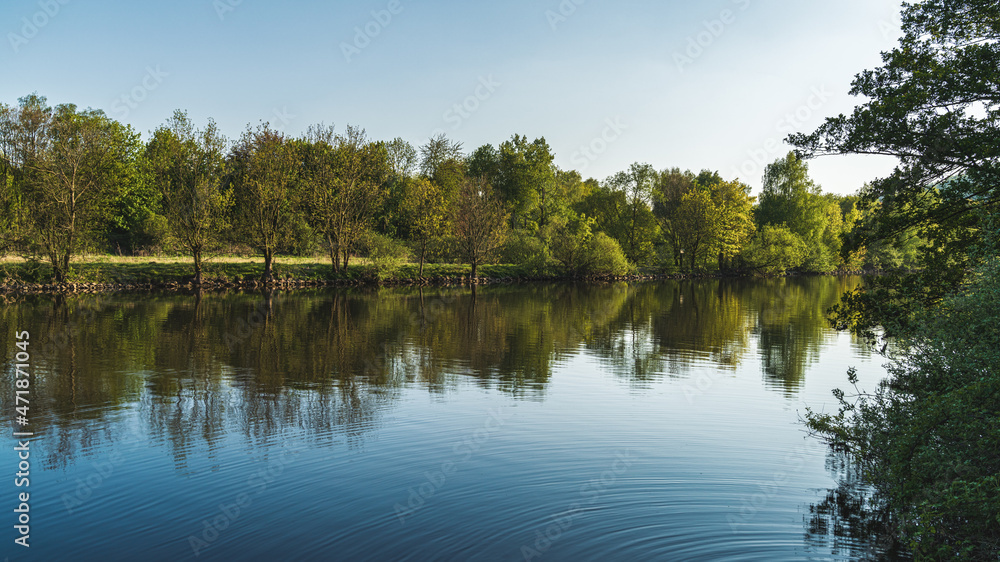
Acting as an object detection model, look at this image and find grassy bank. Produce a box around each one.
[0,254,878,293]
[0,255,587,290]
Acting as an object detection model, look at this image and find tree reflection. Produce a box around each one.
[805,451,912,560]
[0,277,859,468]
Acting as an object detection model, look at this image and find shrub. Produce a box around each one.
[582,232,631,276]
[500,229,552,275]
[806,259,1000,559]
[358,232,410,280]
[743,224,808,274]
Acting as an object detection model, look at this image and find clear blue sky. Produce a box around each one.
[2,0,905,195]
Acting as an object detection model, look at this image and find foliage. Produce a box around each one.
[585,232,631,276]
[358,231,410,280]
[806,260,1000,560]
[0,95,141,282]
[604,162,660,266]
[468,135,556,230]
[228,123,301,281]
[790,0,1000,330]
[454,177,509,278]
[743,225,809,275]
[401,176,449,277]
[145,110,231,283]
[500,229,551,275]
[299,124,390,272]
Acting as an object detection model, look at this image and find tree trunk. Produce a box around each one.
[471,260,478,280]
[263,250,274,282]
[193,247,203,285]
[418,239,426,278]
[328,235,340,273]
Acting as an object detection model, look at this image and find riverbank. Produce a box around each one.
[0,255,886,294]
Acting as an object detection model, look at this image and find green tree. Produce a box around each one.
[743,224,809,275]
[468,135,556,229]
[807,259,1000,560]
[653,167,698,268]
[300,124,391,272]
[402,176,448,277]
[675,187,717,271]
[229,123,301,282]
[790,0,1000,331]
[419,133,464,179]
[10,97,139,282]
[605,162,659,266]
[710,179,756,270]
[145,110,231,284]
[454,177,509,279]
[756,153,840,271]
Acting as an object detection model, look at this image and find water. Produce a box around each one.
[1,277,890,561]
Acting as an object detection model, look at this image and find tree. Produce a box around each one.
[454,177,509,279]
[653,167,698,268]
[675,187,717,272]
[385,137,417,179]
[419,133,464,178]
[789,0,1000,329]
[6,96,139,282]
[300,124,391,272]
[757,153,838,271]
[605,162,659,266]
[709,179,756,270]
[402,176,448,277]
[145,110,230,284]
[743,225,808,275]
[757,152,823,237]
[807,259,1000,559]
[468,135,556,229]
[229,123,301,282]
[0,102,26,254]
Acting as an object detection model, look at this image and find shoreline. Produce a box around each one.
[0,261,893,295]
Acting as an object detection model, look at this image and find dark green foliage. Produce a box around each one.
[808,260,1000,560]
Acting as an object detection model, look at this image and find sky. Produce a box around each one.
[1,0,906,196]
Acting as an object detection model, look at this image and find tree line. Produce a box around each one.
[0,95,913,283]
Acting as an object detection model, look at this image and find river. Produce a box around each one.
[1,277,889,560]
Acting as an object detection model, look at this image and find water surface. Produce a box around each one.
[1,277,888,560]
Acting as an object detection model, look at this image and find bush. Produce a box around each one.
[500,229,552,274]
[358,232,410,280]
[743,224,808,274]
[582,232,631,276]
[421,235,460,264]
[806,259,1000,560]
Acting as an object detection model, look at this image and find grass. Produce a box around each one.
[0,254,541,285]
